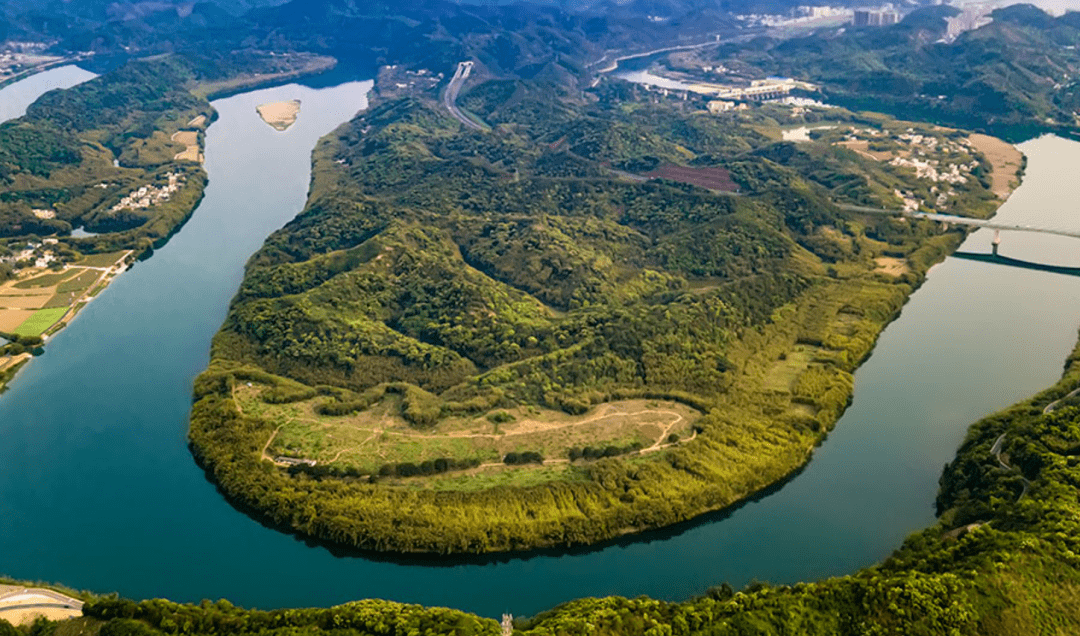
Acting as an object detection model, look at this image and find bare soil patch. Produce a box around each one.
[0,607,81,625]
[837,140,894,161]
[236,387,701,474]
[0,293,51,310]
[643,164,738,191]
[0,309,35,331]
[874,256,910,276]
[968,133,1023,199]
[171,130,202,163]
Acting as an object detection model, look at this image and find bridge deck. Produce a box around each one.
[839,204,1080,240]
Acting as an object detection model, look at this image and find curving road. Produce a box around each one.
[0,586,83,624]
[444,61,484,131]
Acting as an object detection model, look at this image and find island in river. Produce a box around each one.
[190,71,1024,554]
[256,100,301,131]
[0,52,337,390]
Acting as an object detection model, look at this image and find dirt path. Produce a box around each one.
[260,424,284,463]
[384,409,687,442]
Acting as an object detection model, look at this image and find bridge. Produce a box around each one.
[839,204,1080,254]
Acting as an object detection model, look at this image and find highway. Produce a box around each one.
[839,204,1080,241]
[443,61,484,131]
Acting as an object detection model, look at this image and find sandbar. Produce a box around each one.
[256,100,301,131]
[968,133,1024,200]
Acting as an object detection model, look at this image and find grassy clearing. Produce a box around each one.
[77,251,127,268]
[239,386,700,476]
[13,307,68,337]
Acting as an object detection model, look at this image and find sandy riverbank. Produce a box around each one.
[256,100,301,131]
[968,133,1024,200]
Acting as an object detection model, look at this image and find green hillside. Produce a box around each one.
[189,80,1008,554]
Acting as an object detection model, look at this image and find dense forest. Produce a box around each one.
[187,75,1009,554]
[6,334,1080,633]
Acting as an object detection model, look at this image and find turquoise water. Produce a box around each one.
[1,72,1080,619]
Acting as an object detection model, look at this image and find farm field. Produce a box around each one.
[13,308,68,337]
[642,164,739,191]
[0,251,129,339]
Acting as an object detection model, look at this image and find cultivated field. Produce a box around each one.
[643,164,739,191]
[0,251,128,338]
[968,133,1023,199]
[171,130,203,163]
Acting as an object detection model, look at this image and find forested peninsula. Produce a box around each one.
[189,73,1016,554]
[6,329,1080,633]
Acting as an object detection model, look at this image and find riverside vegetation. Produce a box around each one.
[0,50,333,384]
[5,332,1080,633]
[189,76,1015,554]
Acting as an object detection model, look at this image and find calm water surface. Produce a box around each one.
[0,65,97,123]
[1,71,1080,618]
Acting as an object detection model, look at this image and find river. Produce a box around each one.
[1,69,1080,619]
[0,65,97,122]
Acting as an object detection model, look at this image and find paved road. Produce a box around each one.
[839,204,1080,241]
[1044,386,1080,414]
[0,587,84,623]
[444,61,483,131]
[588,32,760,75]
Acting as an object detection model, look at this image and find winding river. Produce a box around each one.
[2,68,1080,619]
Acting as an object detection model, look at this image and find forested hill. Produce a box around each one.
[188,78,1003,554]
[0,0,743,85]
[714,4,1080,139]
[0,51,329,251]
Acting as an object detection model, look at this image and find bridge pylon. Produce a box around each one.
[992,229,1001,255]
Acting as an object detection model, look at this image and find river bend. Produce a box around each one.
[1,69,1080,618]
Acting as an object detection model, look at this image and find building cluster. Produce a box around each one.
[377,65,444,98]
[31,209,56,220]
[736,6,851,27]
[794,5,849,18]
[707,100,747,113]
[2,238,60,270]
[853,5,900,26]
[835,127,979,211]
[0,43,63,81]
[110,172,184,213]
[943,6,993,42]
[888,155,973,184]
